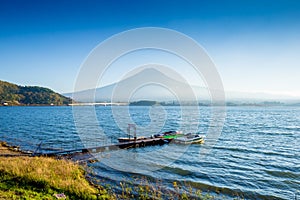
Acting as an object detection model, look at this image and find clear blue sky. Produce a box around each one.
[0,0,299,96]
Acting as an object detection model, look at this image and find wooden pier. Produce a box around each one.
[36,137,171,156]
[32,125,204,157]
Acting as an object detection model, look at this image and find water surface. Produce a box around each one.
[0,106,299,199]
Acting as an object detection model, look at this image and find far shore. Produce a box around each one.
[0,104,71,107]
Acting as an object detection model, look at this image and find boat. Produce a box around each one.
[173,133,205,144]
[117,125,205,145]
[118,136,147,143]
[154,130,184,139]
[118,124,145,143]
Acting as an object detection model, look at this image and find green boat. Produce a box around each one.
[163,134,184,139]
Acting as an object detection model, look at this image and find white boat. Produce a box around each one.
[118,136,147,143]
[174,133,205,144]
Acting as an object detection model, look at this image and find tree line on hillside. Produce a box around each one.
[0,80,73,106]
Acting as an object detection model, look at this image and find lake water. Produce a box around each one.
[0,106,299,199]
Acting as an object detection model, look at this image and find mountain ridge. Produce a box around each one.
[65,68,300,103]
[68,67,208,102]
[0,80,72,106]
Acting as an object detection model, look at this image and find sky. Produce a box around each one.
[0,0,299,97]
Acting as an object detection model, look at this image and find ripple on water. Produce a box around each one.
[0,106,299,199]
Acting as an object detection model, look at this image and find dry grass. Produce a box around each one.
[0,156,111,199]
[0,157,93,192]
[0,142,218,199]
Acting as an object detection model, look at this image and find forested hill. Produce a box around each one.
[0,80,73,106]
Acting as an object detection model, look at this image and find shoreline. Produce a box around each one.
[0,141,32,156]
[0,104,70,107]
[0,141,111,199]
[0,140,218,199]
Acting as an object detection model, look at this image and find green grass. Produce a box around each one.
[0,156,111,200]
[0,154,222,200]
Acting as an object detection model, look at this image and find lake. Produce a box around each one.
[0,106,299,199]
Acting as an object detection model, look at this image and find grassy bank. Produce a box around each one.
[0,156,216,200]
[0,142,218,199]
[0,156,111,199]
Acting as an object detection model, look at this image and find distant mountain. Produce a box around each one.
[65,68,211,102]
[65,68,300,104]
[0,80,72,106]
